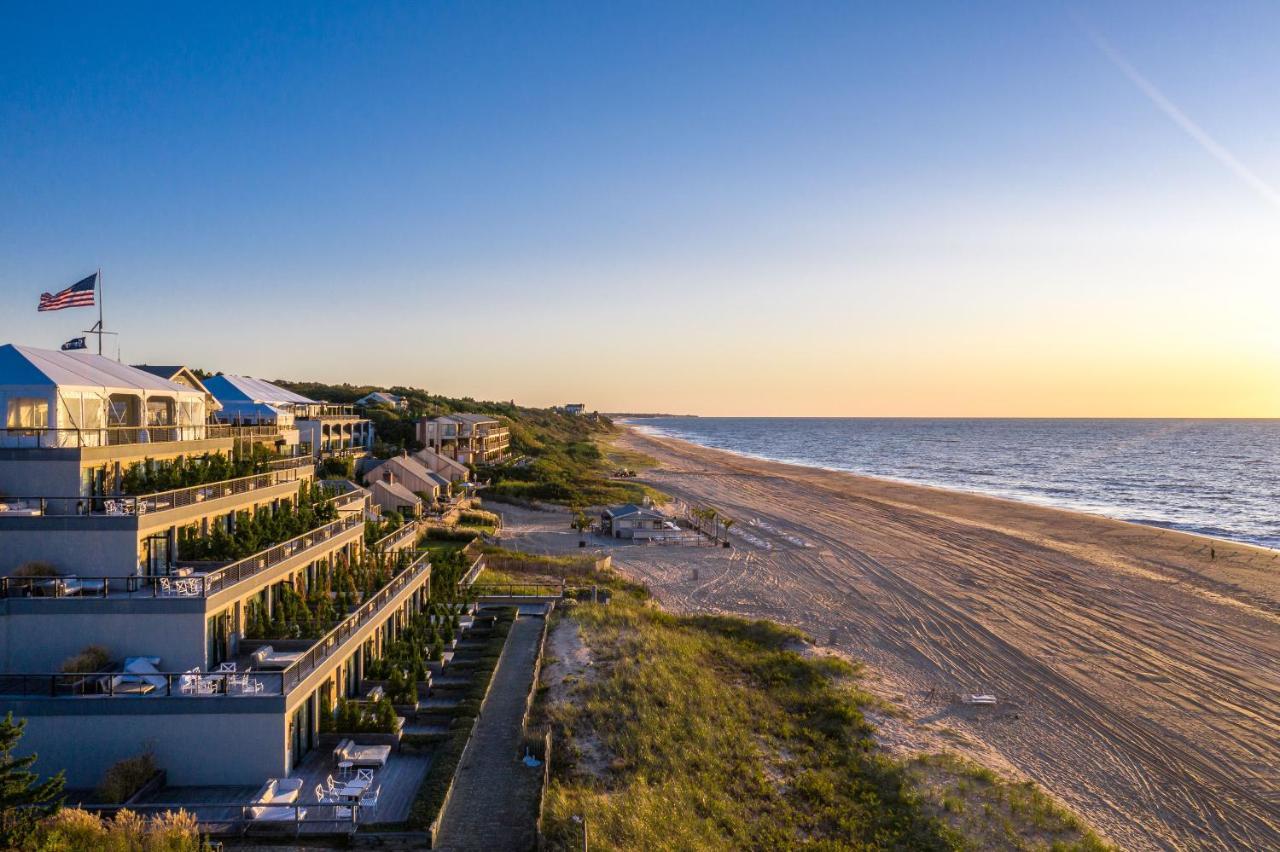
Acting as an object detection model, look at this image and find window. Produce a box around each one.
[5,397,48,430]
[146,398,174,427]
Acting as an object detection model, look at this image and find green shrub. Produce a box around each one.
[12,561,59,577]
[59,645,111,674]
[95,750,159,804]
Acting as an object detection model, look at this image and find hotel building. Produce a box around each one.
[0,345,431,788]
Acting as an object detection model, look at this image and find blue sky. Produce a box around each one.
[2,2,1277,414]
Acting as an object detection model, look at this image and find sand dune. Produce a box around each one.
[604,428,1280,851]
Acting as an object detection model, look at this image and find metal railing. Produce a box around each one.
[202,513,365,595]
[0,670,286,698]
[372,519,421,552]
[1,459,316,519]
[77,801,360,835]
[469,582,565,598]
[280,552,431,691]
[0,424,282,449]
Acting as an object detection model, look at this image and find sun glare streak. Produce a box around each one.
[1077,18,1280,214]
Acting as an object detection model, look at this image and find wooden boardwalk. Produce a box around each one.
[433,613,546,851]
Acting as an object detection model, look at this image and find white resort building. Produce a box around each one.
[0,345,432,792]
[205,374,374,461]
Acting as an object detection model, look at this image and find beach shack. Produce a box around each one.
[601,503,670,539]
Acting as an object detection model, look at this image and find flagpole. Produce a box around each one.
[97,268,104,355]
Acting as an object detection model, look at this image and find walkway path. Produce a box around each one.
[434,612,546,852]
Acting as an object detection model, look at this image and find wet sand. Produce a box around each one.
[600,427,1279,851]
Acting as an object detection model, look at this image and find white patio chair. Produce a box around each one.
[244,678,265,694]
[157,577,172,596]
[359,784,380,810]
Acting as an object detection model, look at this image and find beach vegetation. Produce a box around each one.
[533,567,1112,851]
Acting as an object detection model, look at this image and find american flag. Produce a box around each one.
[38,272,97,312]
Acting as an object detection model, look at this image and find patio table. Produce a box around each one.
[338,778,370,800]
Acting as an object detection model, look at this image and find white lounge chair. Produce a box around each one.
[248,777,306,821]
[343,743,391,768]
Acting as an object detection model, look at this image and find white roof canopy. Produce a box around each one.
[0,344,200,396]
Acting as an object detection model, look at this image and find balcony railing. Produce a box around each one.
[201,512,364,596]
[0,670,286,698]
[0,459,316,519]
[0,424,282,450]
[280,552,431,691]
[372,519,421,552]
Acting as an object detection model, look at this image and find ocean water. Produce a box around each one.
[629,418,1280,549]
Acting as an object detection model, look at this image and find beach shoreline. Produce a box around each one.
[604,425,1280,851]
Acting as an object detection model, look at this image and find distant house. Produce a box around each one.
[412,447,471,484]
[132,365,222,416]
[416,413,510,465]
[370,477,423,518]
[561,403,586,415]
[357,391,408,412]
[601,503,669,539]
[364,454,442,503]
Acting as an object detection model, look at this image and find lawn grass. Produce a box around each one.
[537,581,1113,851]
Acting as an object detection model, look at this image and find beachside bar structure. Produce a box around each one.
[0,342,433,797]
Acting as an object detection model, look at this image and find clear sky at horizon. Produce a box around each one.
[2,2,1277,416]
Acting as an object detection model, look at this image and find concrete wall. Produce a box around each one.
[0,602,207,671]
[0,519,141,575]
[9,701,286,786]
[0,457,83,499]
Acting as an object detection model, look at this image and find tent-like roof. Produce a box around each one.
[0,344,198,395]
[204,374,316,407]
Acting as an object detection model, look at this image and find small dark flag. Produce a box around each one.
[38,272,97,312]
[61,337,87,351]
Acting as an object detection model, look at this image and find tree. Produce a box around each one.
[571,508,592,543]
[720,517,735,544]
[0,712,64,847]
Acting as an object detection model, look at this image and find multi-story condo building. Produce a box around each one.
[205,374,374,460]
[415,413,510,466]
[0,345,431,789]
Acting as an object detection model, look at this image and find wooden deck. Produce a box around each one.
[289,744,431,825]
[134,747,431,835]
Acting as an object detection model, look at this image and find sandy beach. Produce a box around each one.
[502,427,1280,850]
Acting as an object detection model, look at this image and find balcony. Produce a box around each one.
[0,552,431,700]
[0,510,365,601]
[0,457,316,521]
[0,424,283,450]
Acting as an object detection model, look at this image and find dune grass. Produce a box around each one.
[539,592,960,850]
[537,582,1112,851]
